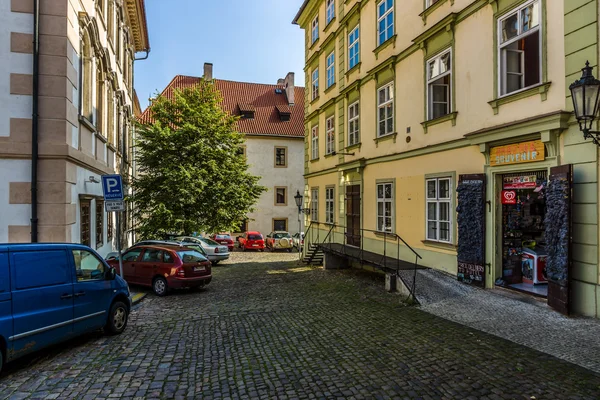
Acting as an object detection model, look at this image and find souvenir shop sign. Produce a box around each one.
[490,140,545,167]
[503,174,538,189]
[501,190,517,204]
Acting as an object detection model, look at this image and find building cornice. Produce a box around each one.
[124,0,150,52]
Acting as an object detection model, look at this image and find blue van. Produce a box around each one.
[0,243,131,374]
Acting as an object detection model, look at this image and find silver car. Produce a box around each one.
[176,236,229,265]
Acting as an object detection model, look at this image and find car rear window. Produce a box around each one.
[273,233,291,239]
[180,243,207,256]
[215,235,231,240]
[248,234,262,240]
[177,251,207,263]
[200,238,220,246]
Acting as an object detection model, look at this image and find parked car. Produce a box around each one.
[266,231,294,252]
[292,232,305,251]
[176,236,230,265]
[0,243,131,375]
[237,231,265,251]
[210,233,235,251]
[107,244,212,296]
[129,240,209,257]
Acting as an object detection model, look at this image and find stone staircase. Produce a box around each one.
[303,244,324,265]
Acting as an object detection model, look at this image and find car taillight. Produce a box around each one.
[176,267,185,278]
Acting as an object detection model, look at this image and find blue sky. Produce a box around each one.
[134,0,306,110]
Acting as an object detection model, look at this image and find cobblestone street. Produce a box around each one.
[1,251,599,399]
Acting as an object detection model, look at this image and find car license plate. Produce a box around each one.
[193,266,206,272]
[252,244,258,247]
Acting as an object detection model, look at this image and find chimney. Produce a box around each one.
[204,63,213,81]
[277,78,285,85]
[284,72,295,106]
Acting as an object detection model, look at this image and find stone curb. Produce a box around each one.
[131,292,147,306]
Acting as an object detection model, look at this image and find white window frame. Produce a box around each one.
[348,101,360,146]
[311,188,319,221]
[377,83,394,137]
[376,182,394,233]
[325,116,335,155]
[377,0,394,46]
[348,25,360,70]
[311,15,319,44]
[426,177,452,243]
[312,68,319,101]
[325,187,334,224]
[326,0,335,25]
[311,125,319,160]
[425,0,441,8]
[427,48,452,121]
[326,51,335,88]
[497,0,542,97]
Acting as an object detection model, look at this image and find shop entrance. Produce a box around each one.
[499,171,548,297]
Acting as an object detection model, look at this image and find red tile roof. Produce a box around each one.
[139,75,305,138]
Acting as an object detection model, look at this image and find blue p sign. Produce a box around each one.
[102,175,124,200]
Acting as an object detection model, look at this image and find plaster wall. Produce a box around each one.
[0,159,31,243]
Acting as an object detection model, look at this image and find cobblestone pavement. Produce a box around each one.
[1,251,599,399]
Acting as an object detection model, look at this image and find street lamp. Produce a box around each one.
[294,190,310,215]
[569,61,600,146]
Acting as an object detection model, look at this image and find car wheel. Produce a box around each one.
[104,301,129,335]
[153,277,168,297]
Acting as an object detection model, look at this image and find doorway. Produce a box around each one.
[345,185,361,247]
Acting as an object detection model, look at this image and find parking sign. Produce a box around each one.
[101,175,124,201]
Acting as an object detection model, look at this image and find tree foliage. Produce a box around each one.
[131,79,266,239]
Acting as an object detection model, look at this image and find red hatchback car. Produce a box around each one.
[238,231,265,251]
[108,244,212,296]
[210,233,235,251]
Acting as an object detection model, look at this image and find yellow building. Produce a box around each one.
[294,0,600,318]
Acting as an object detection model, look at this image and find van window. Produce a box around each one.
[13,250,70,290]
[0,252,9,293]
[73,250,106,281]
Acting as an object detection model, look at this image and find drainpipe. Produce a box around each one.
[30,0,40,242]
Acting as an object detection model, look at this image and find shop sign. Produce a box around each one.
[490,140,545,167]
[503,174,538,189]
[501,190,517,204]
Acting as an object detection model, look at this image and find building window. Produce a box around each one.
[81,32,94,122]
[239,220,248,233]
[325,187,334,224]
[107,87,115,145]
[326,0,335,25]
[311,125,319,160]
[237,145,246,160]
[426,177,452,243]
[348,101,359,146]
[312,15,319,44]
[348,25,360,70]
[499,0,541,96]
[107,0,114,43]
[325,116,335,155]
[273,219,288,232]
[312,68,319,101]
[80,199,91,246]
[326,51,335,88]
[275,147,287,167]
[311,188,319,221]
[107,211,113,243]
[95,69,104,133]
[275,187,287,206]
[116,9,123,66]
[377,182,393,232]
[426,0,440,7]
[96,200,104,248]
[377,0,394,46]
[377,83,394,137]
[427,49,452,120]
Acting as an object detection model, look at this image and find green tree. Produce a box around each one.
[131,79,266,239]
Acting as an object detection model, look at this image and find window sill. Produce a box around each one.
[373,35,397,59]
[309,38,320,51]
[374,231,395,238]
[421,111,458,134]
[310,158,320,163]
[107,143,117,152]
[419,0,453,25]
[310,96,320,105]
[79,115,96,132]
[346,142,361,151]
[96,134,108,144]
[422,239,456,251]
[324,83,337,94]
[324,17,336,33]
[324,152,337,158]
[488,82,552,115]
[373,132,397,147]
[275,204,287,207]
[346,62,362,77]
[274,164,288,168]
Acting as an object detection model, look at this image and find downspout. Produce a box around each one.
[30,0,40,242]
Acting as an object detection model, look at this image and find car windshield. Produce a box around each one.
[273,233,291,239]
[177,250,207,263]
[215,235,231,240]
[200,238,221,247]
[248,234,262,240]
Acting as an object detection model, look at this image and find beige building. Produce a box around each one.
[0,0,150,256]
[294,0,600,317]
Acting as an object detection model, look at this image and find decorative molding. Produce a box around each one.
[373,132,397,147]
[421,112,458,134]
[488,82,552,115]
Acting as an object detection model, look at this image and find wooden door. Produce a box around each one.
[345,185,361,247]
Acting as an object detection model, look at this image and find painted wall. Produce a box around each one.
[0,160,31,243]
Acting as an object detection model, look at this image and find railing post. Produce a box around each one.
[383,231,387,270]
[397,239,400,274]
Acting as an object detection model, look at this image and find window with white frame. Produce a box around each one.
[376,182,393,232]
[312,68,319,101]
[312,15,319,43]
[426,177,452,243]
[326,51,335,88]
[498,0,541,96]
[311,125,319,159]
[377,83,394,137]
[325,187,334,224]
[348,26,360,70]
[326,0,335,25]
[377,0,394,46]
[348,101,359,146]
[427,49,452,120]
[311,188,319,221]
[326,116,335,155]
[425,0,441,8]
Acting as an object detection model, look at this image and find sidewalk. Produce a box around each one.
[398,268,600,374]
